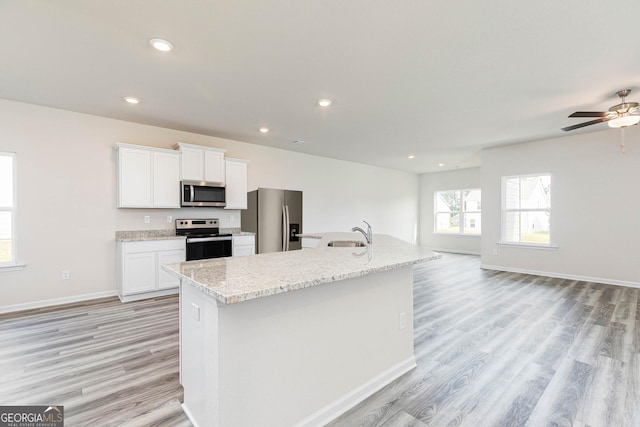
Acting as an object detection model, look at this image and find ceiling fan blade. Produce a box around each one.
[561,117,612,131]
[568,111,610,118]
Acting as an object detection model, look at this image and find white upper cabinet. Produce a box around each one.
[175,142,226,184]
[224,158,249,210]
[116,143,181,208]
[204,149,225,183]
[180,146,204,182]
[118,146,152,207]
[153,151,181,208]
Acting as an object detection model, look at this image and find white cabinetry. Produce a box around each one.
[117,239,185,301]
[115,143,180,208]
[232,235,255,256]
[175,142,226,184]
[301,237,321,249]
[224,158,249,210]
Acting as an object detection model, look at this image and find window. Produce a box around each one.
[0,152,16,266]
[502,174,551,245]
[434,189,481,235]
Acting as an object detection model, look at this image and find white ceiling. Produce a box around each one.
[2,0,640,173]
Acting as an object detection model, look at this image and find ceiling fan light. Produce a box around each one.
[608,115,640,128]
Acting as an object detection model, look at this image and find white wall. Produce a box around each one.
[419,168,481,254]
[0,99,418,310]
[481,127,640,287]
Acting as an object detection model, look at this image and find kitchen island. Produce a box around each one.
[162,233,440,427]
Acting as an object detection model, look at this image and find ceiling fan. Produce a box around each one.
[562,89,640,131]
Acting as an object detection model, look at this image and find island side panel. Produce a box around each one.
[180,282,220,427]
[216,265,415,427]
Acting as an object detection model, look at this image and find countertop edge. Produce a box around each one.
[162,250,441,305]
[116,229,255,242]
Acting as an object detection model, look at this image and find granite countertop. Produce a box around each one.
[116,229,255,242]
[116,230,185,242]
[162,233,441,305]
[296,233,323,239]
[232,231,256,236]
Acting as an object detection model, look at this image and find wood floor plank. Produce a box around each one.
[577,355,627,427]
[526,359,594,426]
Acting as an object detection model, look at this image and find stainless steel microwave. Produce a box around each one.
[181,181,226,207]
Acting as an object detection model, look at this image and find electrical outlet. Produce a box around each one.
[492,248,498,256]
[399,312,407,330]
[191,302,200,321]
[144,215,150,224]
[62,270,70,280]
[167,215,173,223]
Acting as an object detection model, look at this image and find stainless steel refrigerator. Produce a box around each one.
[241,188,303,253]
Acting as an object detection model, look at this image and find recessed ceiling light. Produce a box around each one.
[149,38,174,52]
[259,127,269,133]
[438,163,444,167]
[408,155,415,159]
[124,97,140,104]
[318,99,332,107]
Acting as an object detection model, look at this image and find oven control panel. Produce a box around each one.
[176,218,221,236]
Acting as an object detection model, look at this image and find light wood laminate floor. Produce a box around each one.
[331,254,640,427]
[0,295,191,426]
[1,254,638,426]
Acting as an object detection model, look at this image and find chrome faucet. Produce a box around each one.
[352,220,372,245]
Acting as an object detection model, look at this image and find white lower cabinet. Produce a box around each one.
[301,237,321,249]
[232,235,255,256]
[118,239,185,301]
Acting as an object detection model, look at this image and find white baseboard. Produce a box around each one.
[429,248,481,255]
[293,356,417,427]
[181,403,201,427]
[0,290,118,314]
[480,264,640,289]
[118,288,178,302]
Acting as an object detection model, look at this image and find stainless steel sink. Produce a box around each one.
[327,240,367,247]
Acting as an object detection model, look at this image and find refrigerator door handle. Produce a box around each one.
[285,205,291,251]
[282,205,287,252]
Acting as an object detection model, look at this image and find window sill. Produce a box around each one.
[497,242,558,251]
[0,263,26,272]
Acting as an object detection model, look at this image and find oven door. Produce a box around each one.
[186,236,233,261]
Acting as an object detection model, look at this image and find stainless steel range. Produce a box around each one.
[176,218,232,261]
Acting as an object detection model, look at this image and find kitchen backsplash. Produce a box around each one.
[115,207,242,231]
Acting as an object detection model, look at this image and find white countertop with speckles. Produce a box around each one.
[161,233,441,305]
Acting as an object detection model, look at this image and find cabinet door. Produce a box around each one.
[153,152,181,208]
[123,252,157,294]
[233,245,255,257]
[204,150,225,183]
[119,148,152,207]
[224,160,248,209]
[181,146,204,181]
[232,235,255,256]
[158,249,185,289]
[301,237,320,249]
